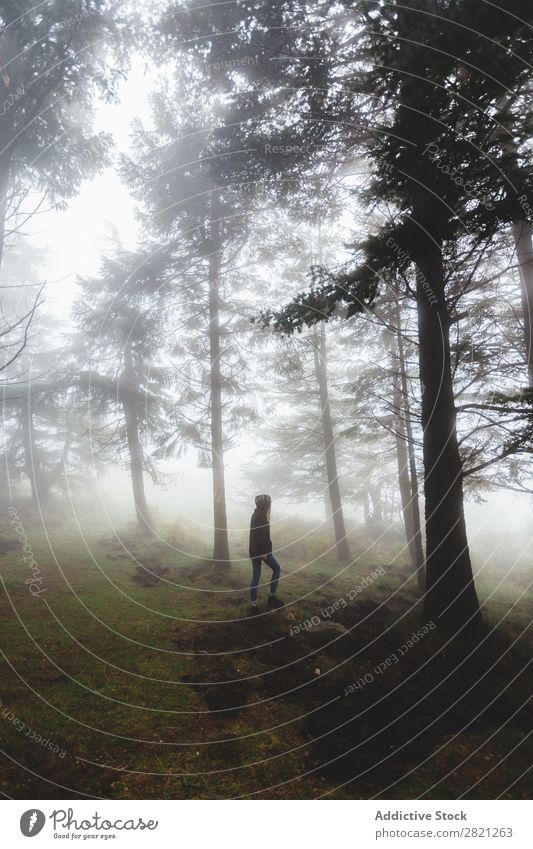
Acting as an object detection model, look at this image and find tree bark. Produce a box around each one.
[370,485,383,522]
[123,399,153,536]
[207,203,230,566]
[0,151,10,271]
[393,302,425,592]
[0,69,13,271]
[416,244,481,630]
[490,101,533,391]
[120,349,154,536]
[22,403,43,503]
[363,489,371,524]
[313,322,351,561]
[392,368,424,590]
[511,221,533,390]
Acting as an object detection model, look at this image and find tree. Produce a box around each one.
[152,0,533,626]
[313,322,351,560]
[0,1,130,269]
[248,218,352,560]
[120,74,260,564]
[74,246,175,534]
[233,0,533,631]
[381,294,425,591]
[249,325,353,559]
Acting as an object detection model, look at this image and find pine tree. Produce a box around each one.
[187,0,533,630]
[120,73,260,564]
[0,1,130,268]
[74,245,175,534]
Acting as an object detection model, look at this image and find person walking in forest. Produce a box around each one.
[249,494,284,613]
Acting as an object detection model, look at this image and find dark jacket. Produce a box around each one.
[249,508,272,558]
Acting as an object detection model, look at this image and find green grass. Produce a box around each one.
[0,513,531,799]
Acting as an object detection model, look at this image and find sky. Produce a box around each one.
[30,55,154,318]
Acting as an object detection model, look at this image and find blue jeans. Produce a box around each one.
[250,554,281,602]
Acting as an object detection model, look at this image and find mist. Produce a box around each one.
[0,0,532,808]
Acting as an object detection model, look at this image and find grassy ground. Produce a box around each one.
[0,506,531,799]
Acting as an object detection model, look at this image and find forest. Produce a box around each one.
[0,0,531,802]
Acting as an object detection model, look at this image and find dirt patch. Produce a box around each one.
[301,625,532,794]
[131,562,170,587]
[182,655,253,713]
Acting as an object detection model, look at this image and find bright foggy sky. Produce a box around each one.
[32,55,154,317]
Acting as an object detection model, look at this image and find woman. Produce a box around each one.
[248,493,284,612]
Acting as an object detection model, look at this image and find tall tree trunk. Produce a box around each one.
[207,203,230,566]
[491,103,533,391]
[392,363,424,592]
[22,403,41,503]
[121,349,153,535]
[393,301,425,592]
[388,488,395,523]
[123,400,153,536]
[0,69,13,271]
[416,243,481,630]
[363,489,371,524]
[370,485,382,522]
[511,221,533,390]
[0,151,10,271]
[313,322,351,561]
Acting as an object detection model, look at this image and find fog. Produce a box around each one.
[1,1,532,588]
[2,0,533,807]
